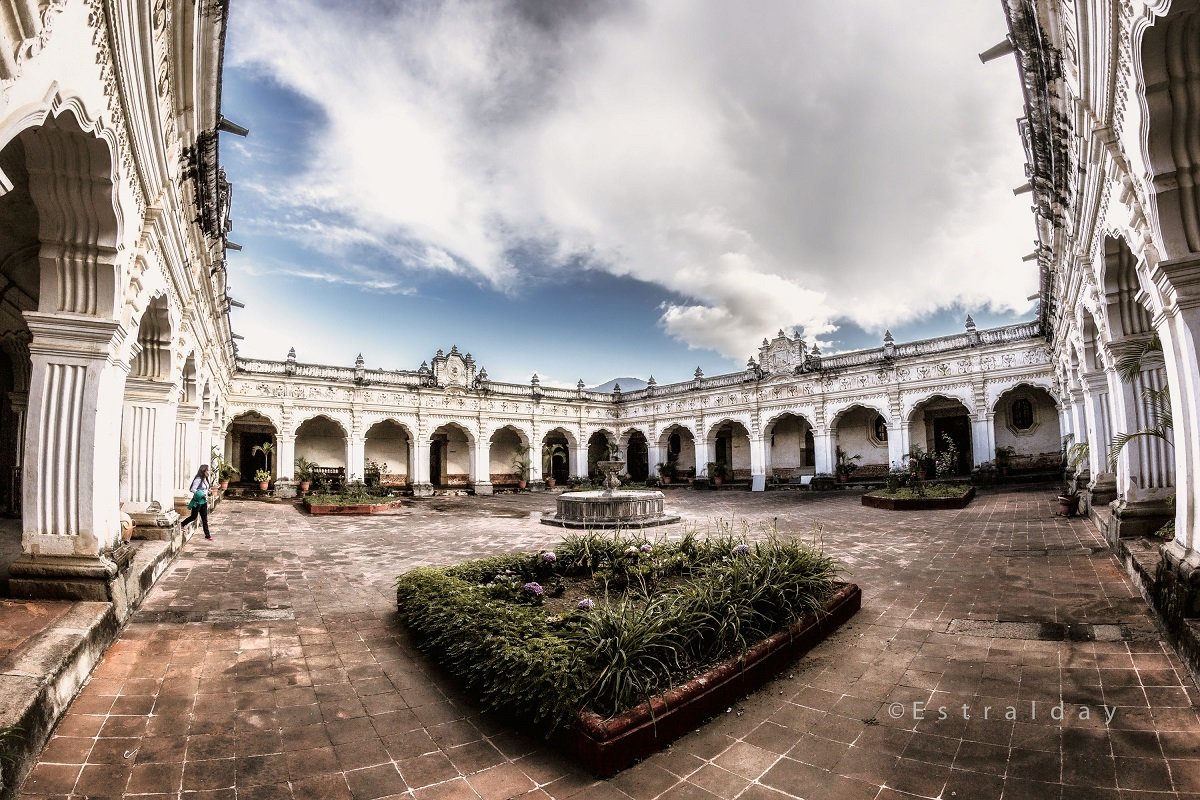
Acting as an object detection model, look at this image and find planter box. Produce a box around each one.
[304,499,404,515]
[861,486,975,510]
[558,582,861,777]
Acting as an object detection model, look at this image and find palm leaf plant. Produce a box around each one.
[1107,332,1173,470]
[251,441,274,473]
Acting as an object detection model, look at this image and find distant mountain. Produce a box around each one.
[590,377,648,393]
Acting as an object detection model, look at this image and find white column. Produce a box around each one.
[1156,255,1200,570]
[412,429,433,496]
[749,435,767,491]
[971,414,994,468]
[122,378,180,526]
[19,315,130,556]
[694,434,711,477]
[275,434,296,482]
[570,442,586,479]
[886,422,907,468]
[473,435,493,495]
[647,442,664,481]
[812,430,834,475]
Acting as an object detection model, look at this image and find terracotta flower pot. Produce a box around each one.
[259,481,269,491]
[518,480,527,490]
[299,481,311,492]
[219,479,229,490]
[546,478,557,489]
[1057,494,1080,517]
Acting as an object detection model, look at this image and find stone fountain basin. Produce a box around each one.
[541,489,681,529]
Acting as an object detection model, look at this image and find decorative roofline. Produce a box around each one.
[235,320,1044,402]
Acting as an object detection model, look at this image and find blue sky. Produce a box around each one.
[221,1,1037,387]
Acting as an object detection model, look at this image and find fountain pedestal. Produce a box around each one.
[541,460,681,529]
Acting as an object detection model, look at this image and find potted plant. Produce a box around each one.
[995,445,1016,477]
[656,459,677,485]
[706,461,728,486]
[254,469,271,491]
[542,443,567,489]
[1056,484,1081,517]
[512,447,531,490]
[906,444,932,480]
[835,446,861,483]
[295,456,317,492]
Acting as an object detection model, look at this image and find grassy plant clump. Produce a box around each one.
[868,483,970,500]
[395,523,840,732]
[0,725,24,793]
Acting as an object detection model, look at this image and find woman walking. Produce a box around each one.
[182,464,213,540]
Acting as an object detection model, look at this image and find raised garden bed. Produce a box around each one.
[562,582,860,776]
[304,499,403,515]
[395,528,855,776]
[862,485,975,510]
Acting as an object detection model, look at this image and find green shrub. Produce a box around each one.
[396,525,841,730]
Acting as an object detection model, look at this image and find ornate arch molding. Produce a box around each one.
[582,426,616,445]
[1099,233,1159,342]
[988,379,1061,413]
[485,423,531,448]
[704,416,752,442]
[226,406,281,433]
[292,410,351,436]
[902,391,975,422]
[540,425,579,448]
[1135,1,1200,260]
[0,0,69,94]
[426,418,477,445]
[361,415,417,441]
[3,104,125,320]
[762,409,816,434]
[655,420,698,448]
[828,400,889,429]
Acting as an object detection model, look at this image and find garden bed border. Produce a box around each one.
[303,499,404,515]
[557,581,861,777]
[861,486,975,511]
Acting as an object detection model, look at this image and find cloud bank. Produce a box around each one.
[231,0,1035,359]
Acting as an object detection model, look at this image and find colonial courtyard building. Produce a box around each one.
[0,0,1198,635]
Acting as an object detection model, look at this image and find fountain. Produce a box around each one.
[541,458,681,529]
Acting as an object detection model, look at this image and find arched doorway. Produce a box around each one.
[657,424,696,482]
[707,420,751,482]
[489,426,528,489]
[621,429,650,482]
[830,405,889,478]
[765,413,815,480]
[993,385,1062,474]
[541,428,573,485]
[587,430,615,481]
[908,396,972,476]
[121,294,176,515]
[430,423,474,488]
[295,415,348,487]
[226,412,277,485]
[364,420,412,488]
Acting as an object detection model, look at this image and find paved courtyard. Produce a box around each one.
[15,488,1200,800]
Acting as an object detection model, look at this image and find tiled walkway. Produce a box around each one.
[16,489,1200,799]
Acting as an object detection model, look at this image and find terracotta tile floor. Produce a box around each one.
[16,489,1200,799]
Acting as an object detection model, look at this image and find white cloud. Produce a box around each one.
[230,0,1035,359]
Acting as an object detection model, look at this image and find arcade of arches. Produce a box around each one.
[0,2,1197,643]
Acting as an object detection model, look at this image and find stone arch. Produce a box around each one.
[656,422,697,479]
[907,395,973,475]
[992,384,1063,474]
[1138,4,1200,261]
[1100,234,1156,342]
[829,403,890,475]
[295,415,348,472]
[130,293,174,380]
[429,421,475,488]
[364,418,412,487]
[489,424,529,489]
[828,399,889,430]
[540,426,575,485]
[764,411,815,478]
[225,410,278,484]
[705,417,751,481]
[618,426,651,482]
[586,429,616,480]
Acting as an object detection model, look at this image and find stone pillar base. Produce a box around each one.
[411,482,434,498]
[1111,499,1174,539]
[273,479,297,499]
[9,546,137,610]
[473,481,493,496]
[1154,545,1200,627]
[1089,472,1118,506]
[751,474,766,492]
[129,508,181,542]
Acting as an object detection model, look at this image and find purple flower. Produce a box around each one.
[639,543,653,553]
[576,598,595,611]
[732,543,751,556]
[523,582,544,596]
[541,552,556,563]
